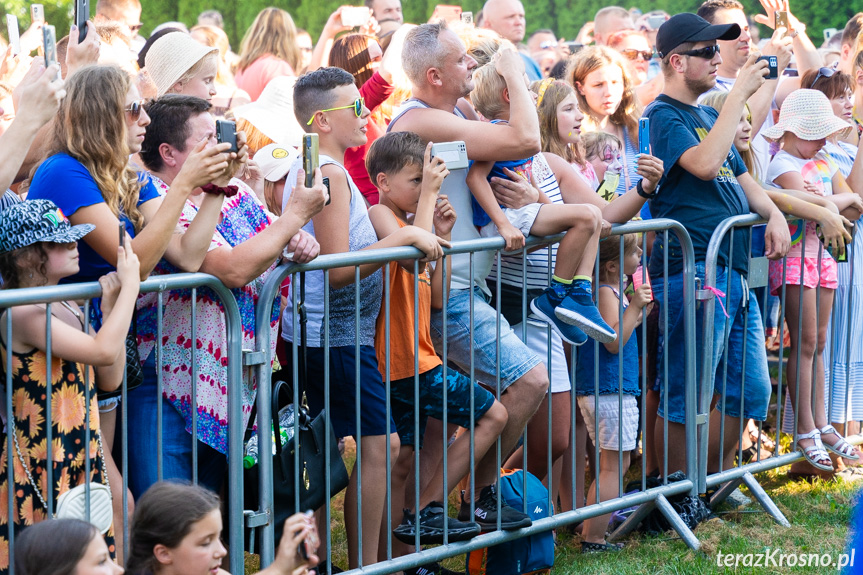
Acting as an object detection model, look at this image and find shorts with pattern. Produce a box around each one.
[768,256,838,296]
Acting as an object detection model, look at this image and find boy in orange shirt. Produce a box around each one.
[367,132,519,552]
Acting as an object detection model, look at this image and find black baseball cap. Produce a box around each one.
[656,13,741,58]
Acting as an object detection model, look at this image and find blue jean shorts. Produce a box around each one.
[430,286,542,393]
[390,364,496,448]
[653,264,770,424]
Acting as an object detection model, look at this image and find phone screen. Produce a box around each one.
[119,222,125,248]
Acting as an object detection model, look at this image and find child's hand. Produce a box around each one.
[98,273,121,317]
[404,226,450,263]
[630,283,653,309]
[422,142,450,196]
[116,241,141,291]
[433,196,456,236]
[499,221,525,251]
[273,513,318,573]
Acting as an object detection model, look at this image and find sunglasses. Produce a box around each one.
[124,100,143,120]
[129,23,143,33]
[679,44,720,59]
[306,97,365,126]
[809,66,837,89]
[620,48,653,62]
[539,41,558,50]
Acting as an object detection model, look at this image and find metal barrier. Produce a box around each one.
[699,213,862,524]
[250,218,701,574]
[0,273,246,575]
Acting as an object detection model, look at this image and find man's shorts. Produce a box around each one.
[390,364,496,448]
[430,286,542,393]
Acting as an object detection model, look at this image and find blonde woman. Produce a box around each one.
[235,7,302,101]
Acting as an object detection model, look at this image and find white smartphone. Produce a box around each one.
[6,15,20,56]
[30,4,45,25]
[341,6,371,28]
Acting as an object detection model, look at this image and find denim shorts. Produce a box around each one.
[390,365,496,448]
[430,286,542,393]
[653,264,770,423]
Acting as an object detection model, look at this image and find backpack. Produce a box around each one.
[465,469,555,575]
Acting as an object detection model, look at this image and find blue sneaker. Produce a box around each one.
[554,281,617,343]
[530,287,588,345]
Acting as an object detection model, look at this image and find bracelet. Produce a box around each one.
[636,180,657,199]
[201,183,239,198]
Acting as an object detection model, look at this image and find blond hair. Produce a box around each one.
[470,62,508,120]
[582,130,623,164]
[238,7,301,74]
[191,24,236,88]
[531,79,585,166]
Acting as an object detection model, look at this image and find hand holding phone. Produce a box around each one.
[757,55,778,79]
[42,24,59,80]
[74,0,89,43]
[215,120,239,153]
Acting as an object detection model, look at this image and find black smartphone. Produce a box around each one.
[757,55,778,79]
[119,222,125,248]
[215,120,238,153]
[564,41,583,54]
[302,134,319,189]
[42,24,58,79]
[638,117,650,155]
[74,0,88,43]
[322,176,331,206]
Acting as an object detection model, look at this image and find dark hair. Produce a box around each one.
[14,519,98,575]
[0,243,50,290]
[801,68,855,100]
[329,34,378,89]
[140,95,213,172]
[126,482,221,575]
[293,67,356,131]
[842,13,863,47]
[366,131,424,186]
[696,0,744,24]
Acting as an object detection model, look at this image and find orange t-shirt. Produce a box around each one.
[374,220,442,381]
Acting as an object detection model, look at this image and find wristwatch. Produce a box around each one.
[637,180,657,199]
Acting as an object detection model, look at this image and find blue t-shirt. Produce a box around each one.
[26,153,160,283]
[644,94,750,277]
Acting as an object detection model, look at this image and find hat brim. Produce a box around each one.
[690,22,741,44]
[762,116,853,142]
[42,223,95,245]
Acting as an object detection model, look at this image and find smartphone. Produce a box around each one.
[119,222,125,248]
[824,28,838,43]
[429,141,468,170]
[340,6,371,28]
[774,10,789,32]
[461,11,474,26]
[302,133,319,189]
[564,41,584,54]
[6,15,20,57]
[42,24,58,79]
[74,0,89,43]
[631,265,653,299]
[215,120,238,153]
[638,118,650,155]
[30,4,45,25]
[757,55,778,79]
[298,511,320,561]
[431,4,462,23]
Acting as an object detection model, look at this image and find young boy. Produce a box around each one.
[365,131,514,551]
[467,62,616,346]
[287,67,448,570]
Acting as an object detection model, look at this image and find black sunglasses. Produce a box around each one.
[679,44,720,59]
[809,66,837,89]
[124,101,142,120]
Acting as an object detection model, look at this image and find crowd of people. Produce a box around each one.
[0,0,862,573]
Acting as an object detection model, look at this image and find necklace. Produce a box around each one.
[59,301,85,328]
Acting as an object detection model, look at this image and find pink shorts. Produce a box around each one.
[768,256,838,295]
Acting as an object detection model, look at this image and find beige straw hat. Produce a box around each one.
[144,32,218,97]
[233,76,305,148]
[761,89,852,141]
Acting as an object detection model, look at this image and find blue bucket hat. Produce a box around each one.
[0,199,95,253]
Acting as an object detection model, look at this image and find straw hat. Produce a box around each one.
[144,32,218,97]
[232,77,305,148]
[761,89,852,141]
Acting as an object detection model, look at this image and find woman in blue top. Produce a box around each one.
[23,65,243,562]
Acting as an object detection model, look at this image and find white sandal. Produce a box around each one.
[796,429,834,472]
[820,425,861,461]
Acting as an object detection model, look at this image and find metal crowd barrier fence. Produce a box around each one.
[251,218,701,575]
[0,273,246,575]
[700,214,862,524]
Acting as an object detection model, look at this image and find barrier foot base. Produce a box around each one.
[655,494,701,551]
[741,471,790,527]
[708,477,743,509]
[607,500,656,542]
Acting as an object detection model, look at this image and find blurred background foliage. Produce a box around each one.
[0,0,854,50]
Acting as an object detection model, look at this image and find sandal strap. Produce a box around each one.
[820,425,839,436]
[820,426,860,458]
[798,429,822,441]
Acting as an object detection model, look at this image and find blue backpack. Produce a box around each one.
[465,469,555,575]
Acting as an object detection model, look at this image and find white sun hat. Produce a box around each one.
[254,144,300,183]
[761,89,852,142]
[144,32,218,97]
[232,76,305,148]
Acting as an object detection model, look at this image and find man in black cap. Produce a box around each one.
[643,13,791,477]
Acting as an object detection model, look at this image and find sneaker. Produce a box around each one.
[404,563,464,575]
[530,287,588,345]
[554,281,617,343]
[457,485,533,530]
[393,502,480,544]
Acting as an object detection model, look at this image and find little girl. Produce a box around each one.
[761,89,862,472]
[575,233,652,553]
[0,200,140,566]
[582,131,626,204]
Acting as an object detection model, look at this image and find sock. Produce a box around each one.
[571,276,593,295]
[551,275,571,297]
[572,275,592,283]
[552,275,572,285]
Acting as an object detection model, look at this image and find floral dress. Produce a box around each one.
[0,329,113,572]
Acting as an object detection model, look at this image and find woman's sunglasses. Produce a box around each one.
[621,48,653,62]
[809,66,837,89]
[679,44,720,59]
[306,97,365,126]
[124,100,143,120]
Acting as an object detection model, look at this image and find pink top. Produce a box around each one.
[234,54,295,101]
[344,72,394,205]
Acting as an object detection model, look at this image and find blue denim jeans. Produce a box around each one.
[126,355,227,499]
[653,264,771,424]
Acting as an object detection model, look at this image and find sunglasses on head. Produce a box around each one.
[809,66,837,89]
[679,44,720,59]
[306,97,365,126]
[124,100,143,120]
[621,48,653,62]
